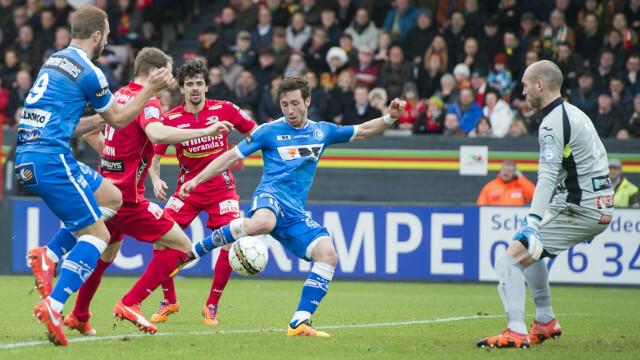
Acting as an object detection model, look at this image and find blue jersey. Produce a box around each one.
[235,118,356,213]
[16,45,113,154]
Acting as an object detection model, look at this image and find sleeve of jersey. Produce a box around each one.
[227,101,257,133]
[530,116,564,218]
[80,66,113,113]
[325,122,358,144]
[139,99,163,128]
[235,124,268,159]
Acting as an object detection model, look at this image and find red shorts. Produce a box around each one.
[107,200,175,244]
[163,188,240,230]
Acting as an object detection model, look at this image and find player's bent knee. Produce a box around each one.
[95,180,123,211]
[247,215,275,235]
[156,223,192,253]
[310,238,338,266]
[77,220,111,243]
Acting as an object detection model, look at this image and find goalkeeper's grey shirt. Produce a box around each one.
[530,97,614,217]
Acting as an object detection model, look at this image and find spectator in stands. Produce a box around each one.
[603,29,625,69]
[234,70,260,113]
[258,74,283,124]
[626,93,640,137]
[13,24,42,75]
[207,66,235,102]
[624,53,640,94]
[267,0,291,28]
[479,17,501,63]
[612,12,638,52]
[109,0,142,46]
[254,47,277,91]
[463,0,486,37]
[469,116,494,138]
[52,0,74,29]
[338,33,358,67]
[570,70,599,115]
[270,26,291,72]
[476,160,535,206]
[443,11,467,66]
[368,87,388,115]
[4,6,28,46]
[592,92,627,138]
[483,88,513,138]
[610,76,634,116]
[8,69,31,123]
[416,52,444,99]
[459,37,487,75]
[575,12,603,67]
[405,9,436,64]
[397,82,424,129]
[232,30,257,69]
[487,53,513,96]
[377,45,412,100]
[218,6,239,49]
[236,0,258,31]
[345,8,379,52]
[320,7,341,46]
[554,42,581,93]
[302,27,330,73]
[442,112,466,136]
[541,9,575,58]
[0,76,8,127]
[383,0,418,43]
[518,12,540,52]
[609,158,640,208]
[95,50,119,90]
[199,26,224,68]
[448,87,483,133]
[220,50,243,90]
[284,52,306,77]
[321,46,349,90]
[305,69,328,121]
[624,0,640,32]
[413,96,445,135]
[497,0,521,33]
[471,70,489,107]
[251,7,273,52]
[595,50,617,92]
[507,118,528,137]
[342,85,382,126]
[286,12,311,51]
[300,0,321,27]
[424,34,449,73]
[0,48,19,86]
[436,73,459,108]
[373,31,391,62]
[43,24,70,60]
[38,8,56,50]
[328,68,355,124]
[502,30,524,78]
[352,46,380,89]
[453,63,471,89]
[336,0,356,30]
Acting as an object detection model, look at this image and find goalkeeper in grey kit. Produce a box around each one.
[478,60,614,349]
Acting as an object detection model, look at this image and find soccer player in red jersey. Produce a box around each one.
[149,59,257,326]
[62,48,233,336]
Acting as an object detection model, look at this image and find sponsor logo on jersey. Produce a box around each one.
[205,116,219,125]
[177,123,191,128]
[592,175,612,191]
[103,145,116,157]
[209,104,223,110]
[277,144,324,161]
[313,128,324,140]
[114,92,132,104]
[19,108,52,128]
[276,135,291,141]
[16,128,42,144]
[100,158,124,172]
[147,202,164,220]
[144,106,160,120]
[168,113,182,120]
[166,196,185,212]
[14,163,38,185]
[219,199,240,215]
[95,87,109,97]
[245,135,253,143]
[135,157,149,185]
[43,56,83,79]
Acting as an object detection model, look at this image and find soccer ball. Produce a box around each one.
[228,236,269,276]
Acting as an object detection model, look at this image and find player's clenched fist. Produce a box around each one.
[387,98,407,120]
[179,179,198,199]
[205,121,234,137]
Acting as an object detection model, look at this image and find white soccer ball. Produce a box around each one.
[228,236,269,276]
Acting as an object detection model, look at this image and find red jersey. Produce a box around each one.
[100,81,162,203]
[155,99,255,196]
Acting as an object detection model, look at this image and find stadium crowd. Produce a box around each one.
[1,0,640,140]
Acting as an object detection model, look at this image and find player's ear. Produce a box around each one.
[305,96,311,108]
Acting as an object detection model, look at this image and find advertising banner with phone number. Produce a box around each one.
[11,199,640,285]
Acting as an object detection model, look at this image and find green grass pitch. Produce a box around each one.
[0,275,638,359]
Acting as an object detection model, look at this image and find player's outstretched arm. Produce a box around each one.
[100,67,174,129]
[73,114,105,137]
[352,98,406,141]
[148,154,168,201]
[144,121,234,144]
[179,149,242,198]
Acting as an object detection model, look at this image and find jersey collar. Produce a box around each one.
[538,97,563,118]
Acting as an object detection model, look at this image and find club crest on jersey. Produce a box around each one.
[205,116,219,125]
[144,106,160,120]
[14,163,38,185]
[313,128,324,140]
[277,144,324,161]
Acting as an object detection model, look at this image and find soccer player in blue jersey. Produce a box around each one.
[176,76,406,337]
[13,5,172,346]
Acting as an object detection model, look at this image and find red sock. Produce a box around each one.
[73,259,112,322]
[206,249,233,305]
[122,248,187,306]
[154,249,177,304]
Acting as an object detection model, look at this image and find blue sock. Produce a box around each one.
[290,263,334,328]
[49,235,106,307]
[46,227,77,261]
[194,224,234,257]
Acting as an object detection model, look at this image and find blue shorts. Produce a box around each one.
[15,152,103,231]
[247,193,329,261]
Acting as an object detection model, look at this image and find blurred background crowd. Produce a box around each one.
[1,0,640,140]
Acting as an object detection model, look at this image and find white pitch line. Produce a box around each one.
[0,314,499,350]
